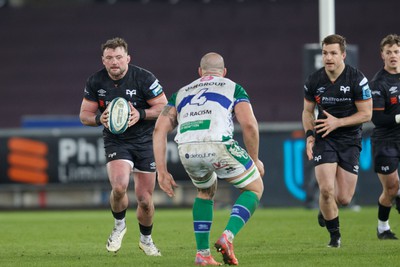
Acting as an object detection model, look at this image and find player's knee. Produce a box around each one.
[336,196,352,206]
[136,195,152,210]
[197,180,218,199]
[386,182,399,198]
[319,188,334,201]
[112,186,127,199]
[249,178,264,200]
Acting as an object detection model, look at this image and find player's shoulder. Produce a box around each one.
[305,67,325,88]
[345,64,366,79]
[370,69,386,84]
[128,64,155,78]
[342,64,369,88]
[86,68,109,86]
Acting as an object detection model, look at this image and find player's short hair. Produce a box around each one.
[101,37,128,53]
[322,34,347,53]
[380,34,400,51]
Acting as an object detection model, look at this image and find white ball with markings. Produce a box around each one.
[107,97,130,134]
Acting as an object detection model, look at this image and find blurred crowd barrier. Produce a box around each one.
[0,122,378,209]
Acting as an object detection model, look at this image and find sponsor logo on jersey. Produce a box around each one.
[389,86,398,94]
[182,109,212,118]
[359,77,368,86]
[321,96,352,104]
[371,90,381,96]
[353,165,359,173]
[97,89,106,96]
[390,96,398,104]
[340,86,350,93]
[126,89,136,97]
[316,87,326,94]
[362,84,372,99]
[186,81,226,91]
[149,79,163,96]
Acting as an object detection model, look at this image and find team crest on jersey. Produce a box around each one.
[340,86,350,93]
[126,89,136,97]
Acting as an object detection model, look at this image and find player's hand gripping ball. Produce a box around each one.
[107,97,130,134]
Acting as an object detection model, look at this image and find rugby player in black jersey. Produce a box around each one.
[79,37,167,255]
[370,34,400,240]
[302,34,372,247]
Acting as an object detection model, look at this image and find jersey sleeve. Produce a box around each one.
[371,82,386,110]
[167,92,177,107]
[83,76,98,102]
[141,74,165,101]
[303,76,315,102]
[233,83,250,105]
[354,73,372,101]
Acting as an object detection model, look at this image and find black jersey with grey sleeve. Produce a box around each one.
[83,64,164,142]
[370,69,400,141]
[304,65,371,144]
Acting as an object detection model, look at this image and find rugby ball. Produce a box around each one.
[107,97,130,134]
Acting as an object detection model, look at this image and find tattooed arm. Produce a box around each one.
[153,105,178,197]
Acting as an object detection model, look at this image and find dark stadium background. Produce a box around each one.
[0,0,398,209]
[0,0,398,127]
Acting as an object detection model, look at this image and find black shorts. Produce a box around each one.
[104,137,156,172]
[372,140,400,174]
[313,138,360,174]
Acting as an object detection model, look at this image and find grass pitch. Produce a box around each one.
[1,207,399,266]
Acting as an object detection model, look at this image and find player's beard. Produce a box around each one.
[108,67,126,80]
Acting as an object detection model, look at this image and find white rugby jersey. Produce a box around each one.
[167,75,250,144]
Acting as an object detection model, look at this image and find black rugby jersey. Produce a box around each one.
[83,64,164,141]
[371,69,400,141]
[304,64,371,144]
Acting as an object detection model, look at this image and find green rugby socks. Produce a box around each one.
[193,197,214,250]
[225,191,259,236]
